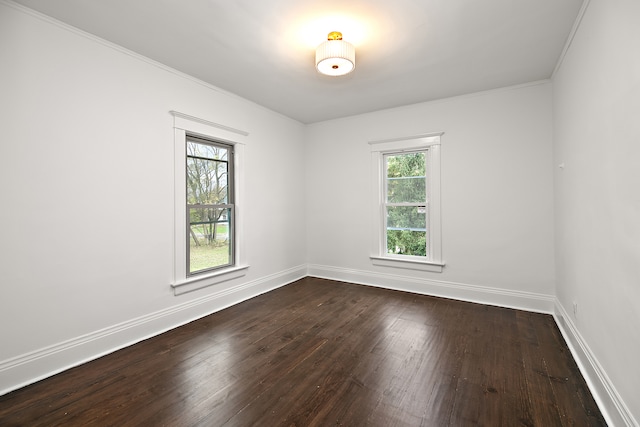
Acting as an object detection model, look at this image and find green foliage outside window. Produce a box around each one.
[385,152,428,257]
[387,229,427,256]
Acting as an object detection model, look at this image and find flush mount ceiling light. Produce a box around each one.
[315,31,355,76]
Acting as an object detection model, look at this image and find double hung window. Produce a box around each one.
[384,150,428,257]
[369,133,444,272]
[186,136,234,275]
[171,111,248,295]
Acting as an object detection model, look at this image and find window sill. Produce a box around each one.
[370,256,445,273]
[171,264,249,295]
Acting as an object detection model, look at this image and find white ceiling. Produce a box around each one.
[12,0,583,123]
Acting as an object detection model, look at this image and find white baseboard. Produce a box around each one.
[554,301,638,427]
[307,264,555,314]
[0,264,307,397]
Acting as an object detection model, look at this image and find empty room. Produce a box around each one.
[0,0,638,425]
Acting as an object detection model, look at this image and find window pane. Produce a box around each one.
[386,229,427,256]
[387,177,426,203]
[187,141,228,161]
[186,139,229,206]
[186,157,228,204]
[188,207,232,273]
[386,206,427,257]
[386,152,426,203]
[387,206,426,229]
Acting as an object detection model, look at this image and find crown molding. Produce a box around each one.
[552,0,592,77]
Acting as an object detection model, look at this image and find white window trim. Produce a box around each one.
[369,132,445,273]
[170,111,249,295]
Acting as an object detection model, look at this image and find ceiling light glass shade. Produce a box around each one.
[316,36,355,76]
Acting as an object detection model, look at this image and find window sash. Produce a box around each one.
[186,136,234,204]
[187,204,234,275]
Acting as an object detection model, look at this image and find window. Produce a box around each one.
[384,150,428,257]
[369,133,444,272]
[186,136,234,275]
[171,111,248,295]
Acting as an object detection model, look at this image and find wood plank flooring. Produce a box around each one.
[0,277,606,426]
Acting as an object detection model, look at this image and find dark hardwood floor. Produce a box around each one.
[0,277,606,426]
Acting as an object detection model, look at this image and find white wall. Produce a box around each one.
[553,0,640,424]
[305,82,556,311]
[0,2,306,393]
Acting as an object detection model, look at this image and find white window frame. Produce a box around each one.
[170,111,249,295]
[369,133,445,273]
